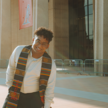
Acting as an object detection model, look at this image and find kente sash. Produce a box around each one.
[6,45,52,108]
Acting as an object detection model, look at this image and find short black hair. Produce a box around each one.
[34,27,54,43]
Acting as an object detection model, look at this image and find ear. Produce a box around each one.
[32,38,35,43]
[46,44,49,49]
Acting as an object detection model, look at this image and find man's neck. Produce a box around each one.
[32,49,44,59]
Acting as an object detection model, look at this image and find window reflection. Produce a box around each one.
[89,0,93,5]
[89,35,93,40]
[89,15,93,35]
[85,6,88,16]
[84,0,88,6]
[89,5,93,14]
[85,16,88,36]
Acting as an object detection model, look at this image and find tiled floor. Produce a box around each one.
[0,68,108,108]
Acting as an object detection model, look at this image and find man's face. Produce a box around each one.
[32,35,49,54]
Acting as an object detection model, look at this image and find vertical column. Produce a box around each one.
[32,0,49,37]
[94,0,103,76]
[32,0,37,38]
[94,0,108,76]
[37,0,49,28]
[94,0,104,60]
[32,0,51,55]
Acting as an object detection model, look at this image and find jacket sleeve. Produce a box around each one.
[6,46,19,88]
[44,60,56,108]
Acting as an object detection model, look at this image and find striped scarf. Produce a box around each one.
[6,45,52,108]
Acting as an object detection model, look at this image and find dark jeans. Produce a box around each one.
[17,92,43,108]
[2,87,43,108]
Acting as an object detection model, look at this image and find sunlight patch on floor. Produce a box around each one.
[0,85,8,107]
[51,97,104,108]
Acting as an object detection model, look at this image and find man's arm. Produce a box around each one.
[44,60,56,108]
[6,47,18,88]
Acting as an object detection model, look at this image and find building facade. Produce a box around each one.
[0,0,108,61]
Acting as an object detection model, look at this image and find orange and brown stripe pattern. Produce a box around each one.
[41,68,51,76]
[43,57,52,63]
[9,91,20,100]
[39,79,47,86]
[15,69,25,76]
[6,102,17,108]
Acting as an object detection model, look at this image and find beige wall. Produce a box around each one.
[0,0,34,60]
[0,0,51,60]
[0,0,32,60]
[11,0,32,52]
[48,0,69,59]
[54,0,69,59]
[103,0,108,59]
[0,0,2,59]
[0,0,12,59]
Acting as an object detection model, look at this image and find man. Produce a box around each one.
[3,27,56,108]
